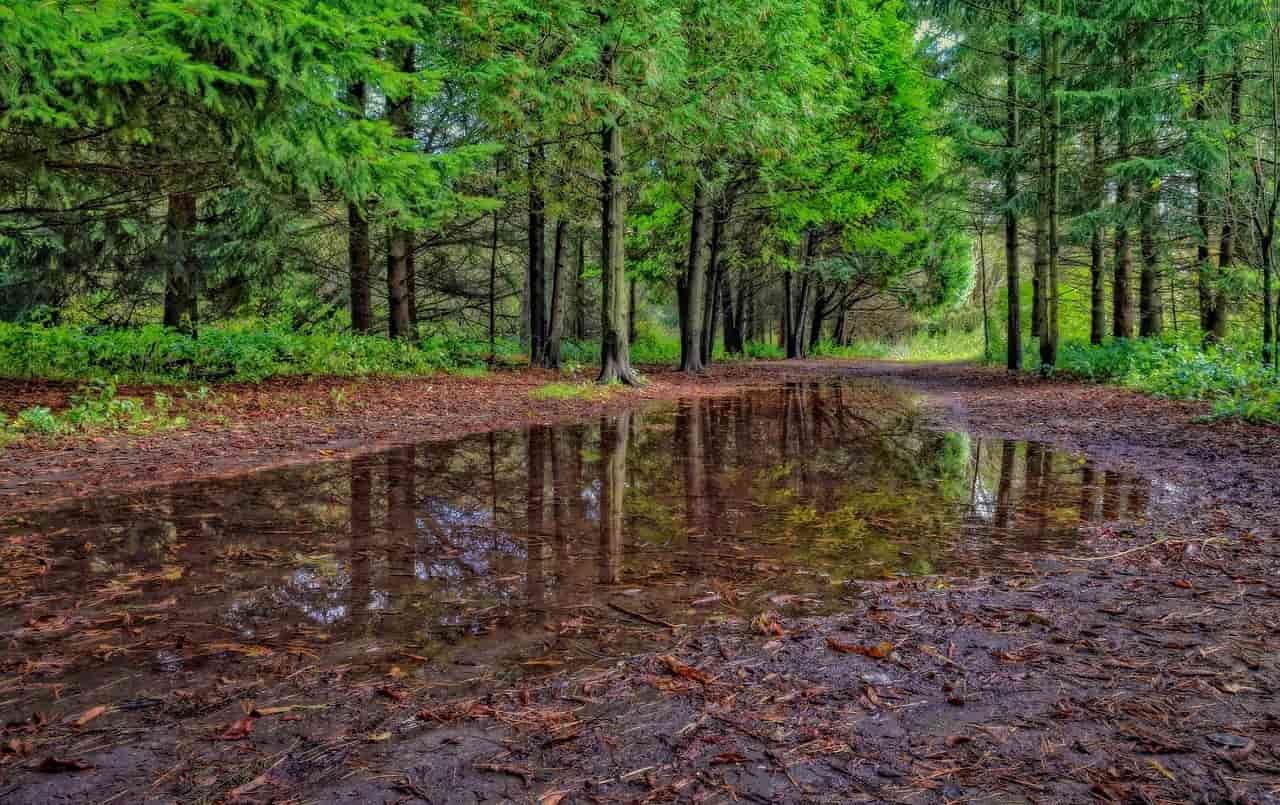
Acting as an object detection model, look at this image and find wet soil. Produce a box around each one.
[3,361,1280,804]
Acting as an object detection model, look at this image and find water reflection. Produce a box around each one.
[1,381,1173,711]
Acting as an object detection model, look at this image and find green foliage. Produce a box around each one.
[0,322,528,383]
[528,382,613,401]
[1050,336,1280,425]
[2,380,189,442]
[811,329,985,363]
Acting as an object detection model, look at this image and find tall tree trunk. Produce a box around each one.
[386,226,413,339]
[545,219,568,368]
[808,282,827,349]
[720,268,742,354]
[1004,3,1023,370]
[1040,0,1060,371]
[1089,124,1106,345]
[702,266,720,366]
[574,231,586,340]
[386,47,416,341]
[349,203,372,333]
[1139,187,1163,336]
[527,145,547,365]
[679,176,709,373]
[1113,35,1134,339]
[163,192,199,336]
[1211,65,1242,345]
[597,64,638,385]
[346,81,372,334]
[1194,19,1217,337]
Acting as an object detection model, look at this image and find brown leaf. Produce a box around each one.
[1172,579,1194,589]
[35,756,92,773]
[712,751,750,765]
[539,791,569,805]
[3,738,33,757]
[944,734,972,748]
[826,638,894,659]
[70,705,107,727]
[217,716,254,741]
[657,654,713,685]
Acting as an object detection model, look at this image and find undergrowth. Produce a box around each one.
[1,379,193,443]
[1048,336,1280,425]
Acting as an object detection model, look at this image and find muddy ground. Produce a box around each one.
[3,360,1280,804]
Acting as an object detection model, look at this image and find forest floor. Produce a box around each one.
[4,361,1280,803]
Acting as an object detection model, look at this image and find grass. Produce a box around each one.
[1,379,193,444]
[528,382,616,401]
[811,328,986,362]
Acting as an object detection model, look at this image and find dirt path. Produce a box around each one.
[3,360,1278,520]
[3,361,1280,804]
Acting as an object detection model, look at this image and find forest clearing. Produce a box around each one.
[6,0,1280,801]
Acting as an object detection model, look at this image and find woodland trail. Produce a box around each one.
[3,362,1280,804]
[1,359,1276,518]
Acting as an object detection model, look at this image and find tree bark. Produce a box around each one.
[163,192,199,336]
[574,231,587,340]
[527,145,547,365]
[1113,34,1134,339]
[386,47,416,341]
[346,81,372,334]
[1210,65,1242,345]
[597,66,638,385]
[1004,2,1023,371]
[1040,0,1060,370]
[679,175,709,373]
[1089,124,1106,345]
[1138,186,1163,336]
[544,219,568,368]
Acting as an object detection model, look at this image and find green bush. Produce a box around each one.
[1052,336,1280,425]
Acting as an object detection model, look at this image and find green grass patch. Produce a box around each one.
[528,381,616,401]
[2,379,191,444]
[811,328,985,362]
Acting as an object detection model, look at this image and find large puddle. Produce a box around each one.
[1,381,1179,713]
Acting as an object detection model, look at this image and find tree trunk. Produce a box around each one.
[597,72,638,385]
[1004,4,1022,370]
[702,266,720,366]
[679,177,709,372]
[808,282,827,349]
[720,268,741,354]
[1089,124,1106,345]
[1138,187,1163,336]
[1040,0,1060,371]
[574,231,587,339]
[386,226,413,339]
[1113,35,1134,340]
[527,146,547,365]
[346,81,372,334]
[163,192,199,336]
[1210,65,1242,345]
[544,219,568,368]
[386,48,416,341]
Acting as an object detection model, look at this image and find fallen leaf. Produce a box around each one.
[1172,579,1194,589]
[3,738,32,756]
[539,791,569,805]
[712,751,749,764]
[70,705,107,727]
[217,717,254,741]
[251,703,327,717]
[657,655,713,685]
[827,638,894,659]
[367,730,392,742]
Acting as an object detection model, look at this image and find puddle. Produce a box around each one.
[1,381,1177,713]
